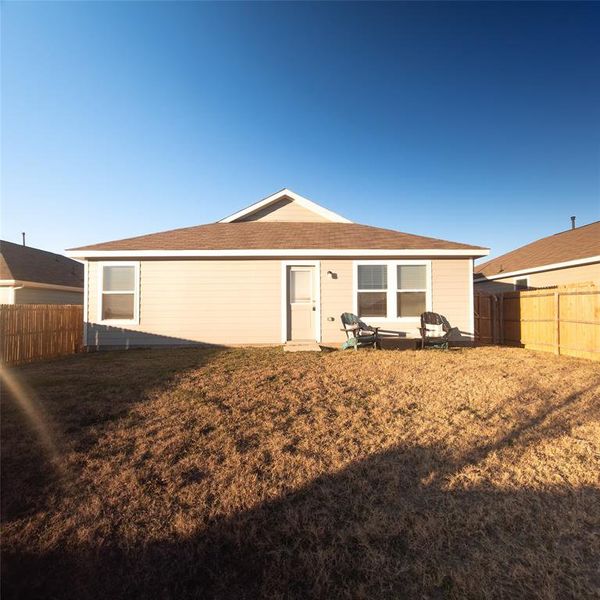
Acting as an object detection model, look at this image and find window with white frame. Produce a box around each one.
[355,261,431,320]
[357,264,388,317]
[100,263,138,322]
[397,264,427,317]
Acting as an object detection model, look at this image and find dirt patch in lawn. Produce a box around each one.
[2,347,599,599]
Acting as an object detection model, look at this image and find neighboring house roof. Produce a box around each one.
[474,221,600,280]
[67,189,488,258]
[0,240,84,288]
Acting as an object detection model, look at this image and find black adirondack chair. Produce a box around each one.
[340,313,380,350]
[419,312,452,349]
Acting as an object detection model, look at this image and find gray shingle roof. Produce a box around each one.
[1,240,83,288]
[475,221,600,278]
[70,222,487,252]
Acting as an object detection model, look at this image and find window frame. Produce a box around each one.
[355,264,389,318]
[97,261,140,325]
[353,260,432,322]
[396,263,430,319]
[513,276,529,291]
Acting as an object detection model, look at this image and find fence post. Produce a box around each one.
[474,294,478,343]
[554,291,560,355]
[495,295,499,345]
[499,294,504,345]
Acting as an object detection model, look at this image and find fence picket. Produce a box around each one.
[0,304,83,366]
[475,284,599,361]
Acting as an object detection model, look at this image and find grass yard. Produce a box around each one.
[1,346,599,599]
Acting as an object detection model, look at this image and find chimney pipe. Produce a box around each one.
[21,232,26,246]
[570,216,576,230]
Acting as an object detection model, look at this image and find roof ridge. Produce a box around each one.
[475,220,600,277]
[1,239,75,261]
[550,219,600,237]
[478,220,600,267]
[478,219,600,270]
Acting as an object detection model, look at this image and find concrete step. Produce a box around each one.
[283,340,322,352]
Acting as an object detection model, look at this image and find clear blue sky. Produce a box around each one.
[2,1,599,263]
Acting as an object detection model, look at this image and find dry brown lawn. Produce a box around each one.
[1,346,599,599]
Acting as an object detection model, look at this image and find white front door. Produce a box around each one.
[287,266,316,340]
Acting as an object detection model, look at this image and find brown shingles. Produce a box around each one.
[475,221,600,277]
[0,240,83,288]
[69,222,486,252]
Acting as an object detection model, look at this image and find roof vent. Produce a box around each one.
[571,216,576,229]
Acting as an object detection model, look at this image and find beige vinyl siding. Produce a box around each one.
[0,286,14,304]
[320,258,472,344]
[237,198,330,222]
[432,259,473,338]
[474,261,600,293]
[87,260,281,346]
[320,260,353,343]
[528,262,600,287]
[13,287,83,304]
[86,256,474,348]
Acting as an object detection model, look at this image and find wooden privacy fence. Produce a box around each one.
[0,304,83,366]
[475,285,600,361]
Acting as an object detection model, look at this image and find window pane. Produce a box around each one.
[358,292,387,317]
[514,278,528,290]
[397,291,426,317]
[290,269,312,303]
[102,294,134,320]
[397,265,426,290]
[358,265,387,290]
[103,266,135,291]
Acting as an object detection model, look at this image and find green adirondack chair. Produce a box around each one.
[340,313,380,350]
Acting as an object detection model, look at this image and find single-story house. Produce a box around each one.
[0,240,84,304]
[474,220,600,293]
[66,189,489,348]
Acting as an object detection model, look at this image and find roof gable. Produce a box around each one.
[219,189,352,223]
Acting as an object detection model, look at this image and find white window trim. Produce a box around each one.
[280,261,321,343]
[513,276,529,290]
[353,260,432,323]
[97,261,140,325]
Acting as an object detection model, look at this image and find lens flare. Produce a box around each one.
[1,363,62,471]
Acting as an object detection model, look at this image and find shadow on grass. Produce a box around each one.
[4,440,600,598]
[0,347,225,523]
[2,360,599,599]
